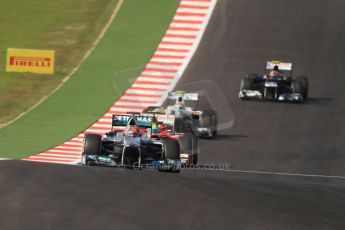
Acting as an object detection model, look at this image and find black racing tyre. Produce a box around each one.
[200,109,217,138]
[192,154,198,165]
[240,77,254,91]
[296,76,309,100]
[83,134,102,156]
[162,139,180,173]
[200,114,211,129]
[209,110,218,138]
[291,80,304,97]
[174,117,187,133]
[163,139,180,160]
[178,134,194,157]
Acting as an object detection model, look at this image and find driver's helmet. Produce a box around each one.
[175,102,186,111]
[126,125,140,137]
[269,65,280,78]
[158,122,165,130]
[151,122,160,135]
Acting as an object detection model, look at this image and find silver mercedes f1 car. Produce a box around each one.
[81,114,182,172]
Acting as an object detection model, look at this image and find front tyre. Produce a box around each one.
[240,77,254,91]
[83,134,102,155]
[82,134,102,165]
[296,76,309,100]
[291,81,305,103]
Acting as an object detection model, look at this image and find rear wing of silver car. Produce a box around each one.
[167,91,199,109]
[168,91,199,101]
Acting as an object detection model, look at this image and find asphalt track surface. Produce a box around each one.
[180,0,345,177]
[1,0,345,229]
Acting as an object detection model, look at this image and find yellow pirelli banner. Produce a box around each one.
[6,48,55,74]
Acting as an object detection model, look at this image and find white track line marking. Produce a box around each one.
[190,168,345,180]
[229,169,345,180]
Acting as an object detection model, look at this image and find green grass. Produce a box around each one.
[0,0,119,124]
[0,0,180,159]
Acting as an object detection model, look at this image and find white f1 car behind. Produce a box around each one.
[144,91,218,138]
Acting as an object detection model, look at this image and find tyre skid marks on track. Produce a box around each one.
[23,0,218,164]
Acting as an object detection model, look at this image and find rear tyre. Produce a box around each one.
[174,117,187,133]
[200,110,218,138]
[178,134,193,158]
[163,139,180,160]
[162,139,180,173]
[192,154,198,165]
[210,110,218,138]
[296,76,309,100]
[199,115,211,138]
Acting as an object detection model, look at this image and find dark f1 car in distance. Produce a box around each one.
[239,61,309,103]
[81,114,182,173]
